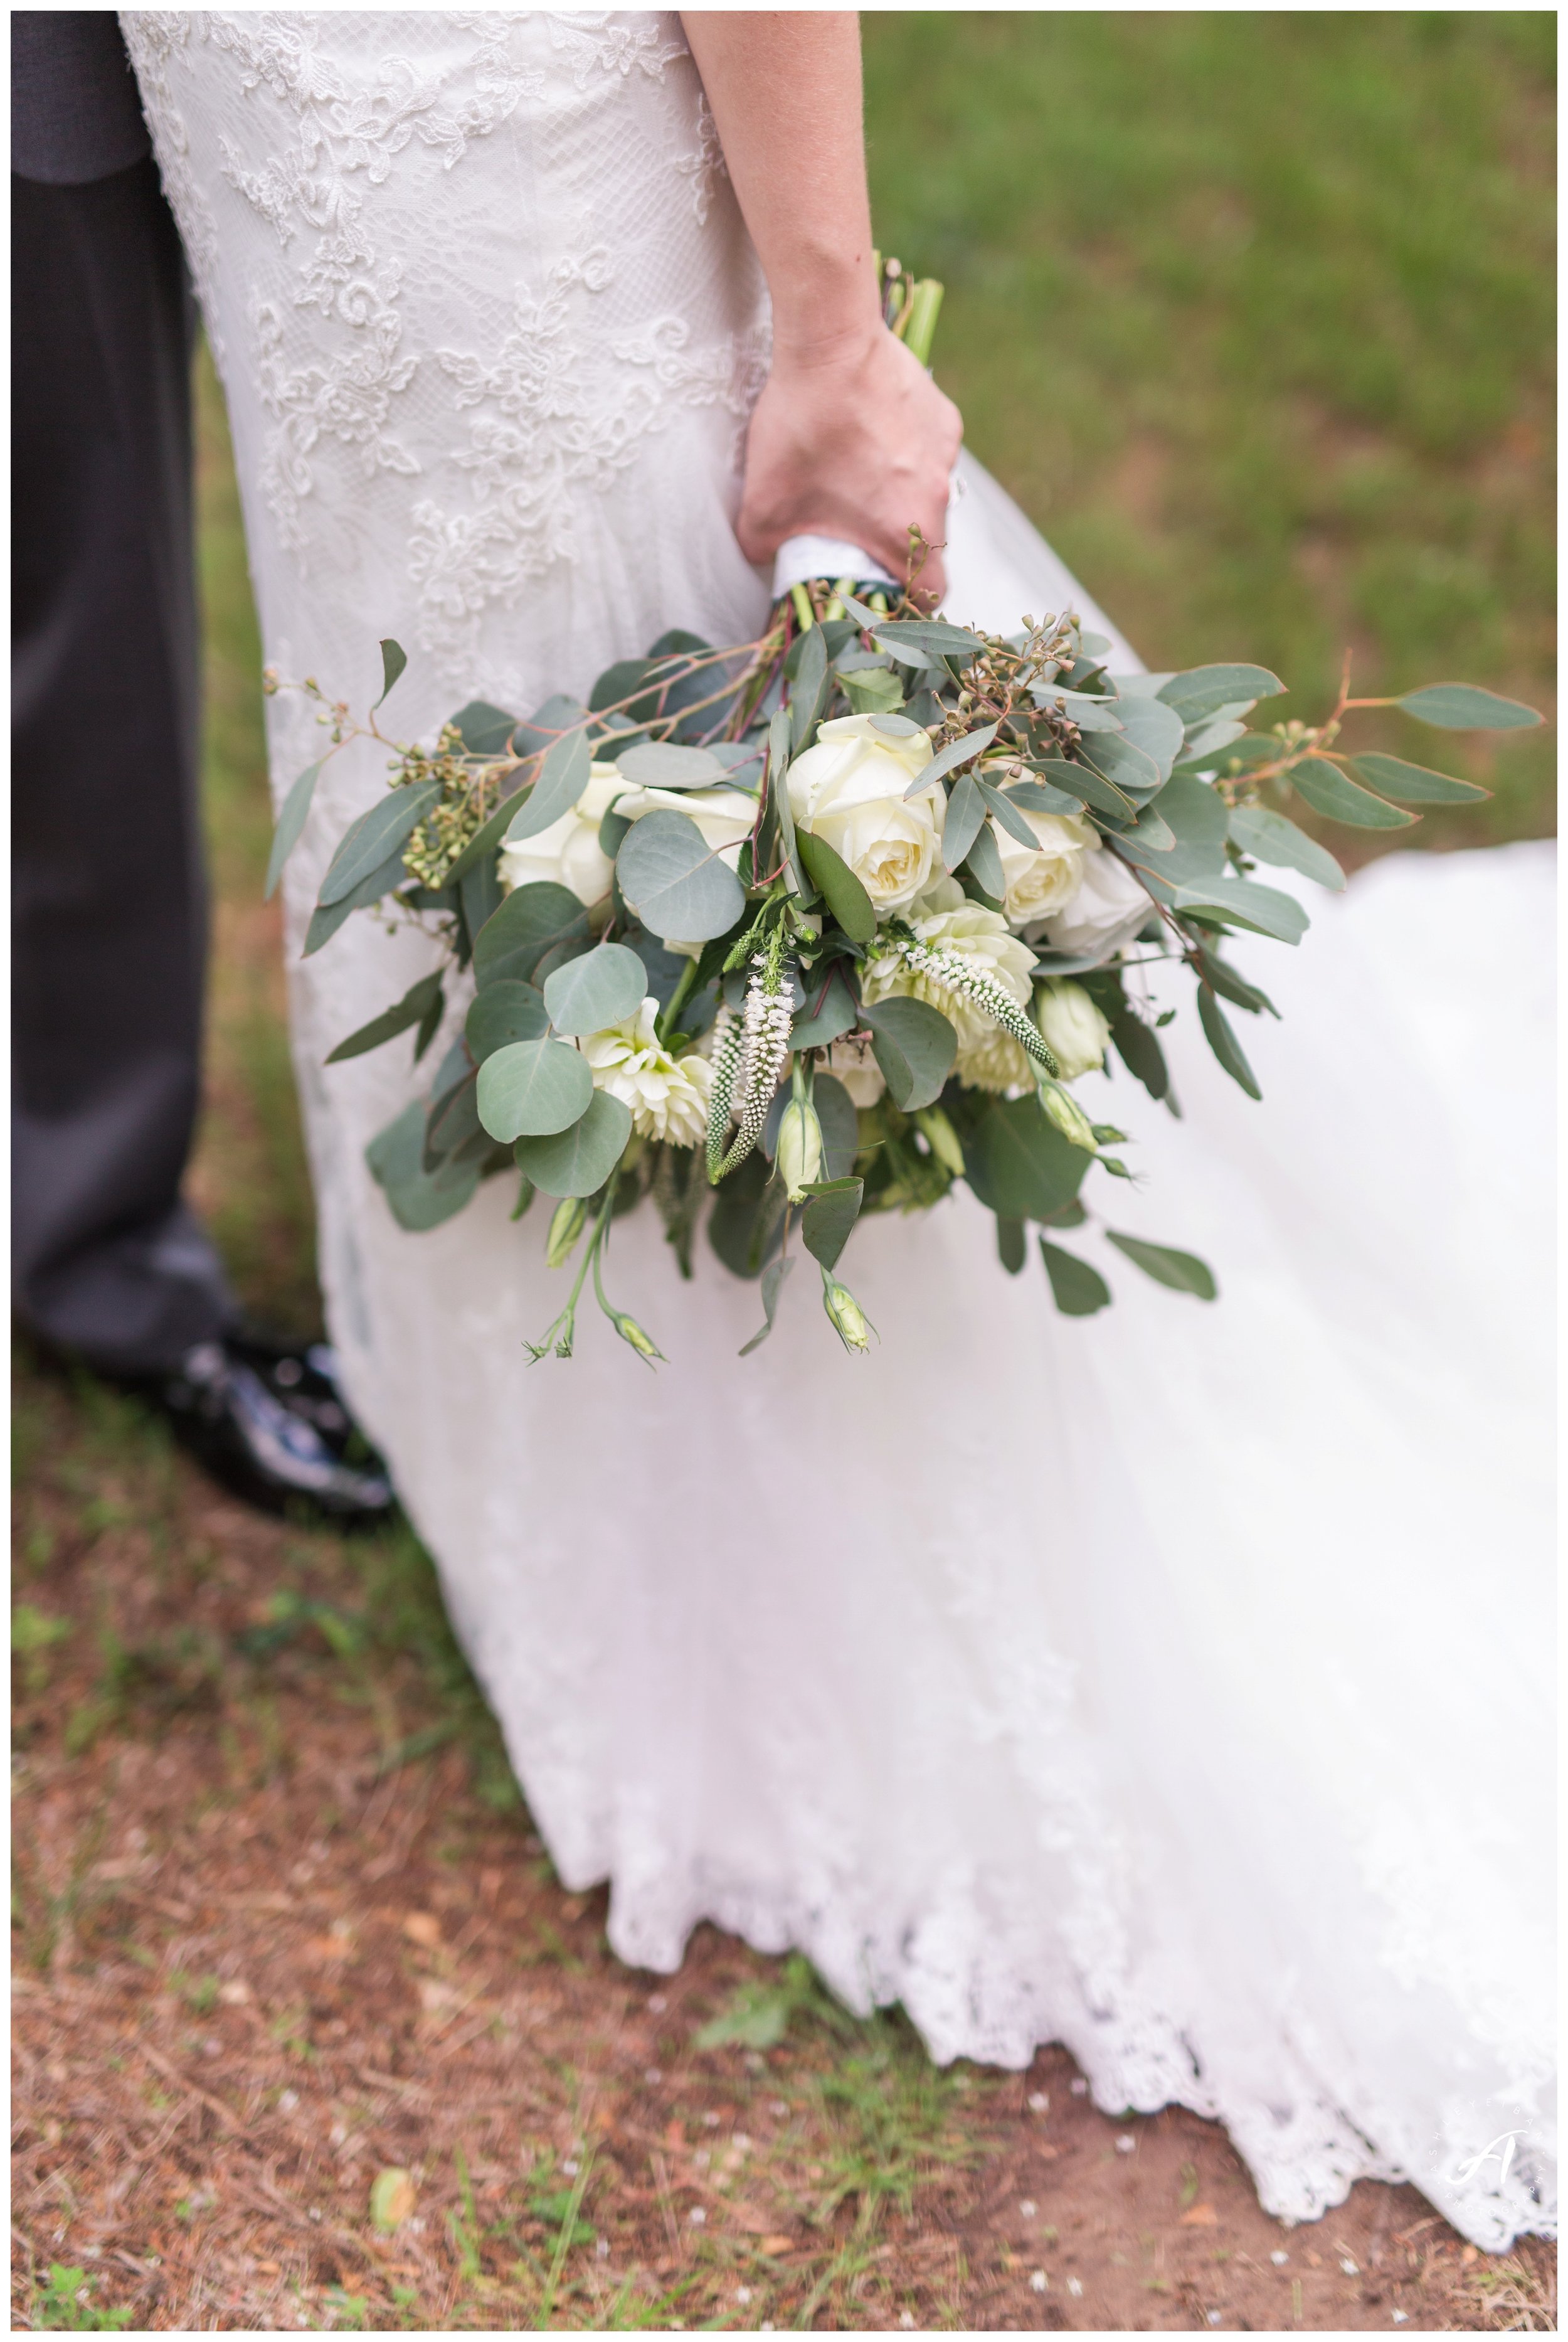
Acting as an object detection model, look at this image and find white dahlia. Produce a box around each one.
[578,997,713,1146]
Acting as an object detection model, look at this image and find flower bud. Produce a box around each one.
[776,1098,824,1203]
[1039,1080,1099,1154]
[545,1195,588,1267]
[1033,979,1111,1082]
[821,1274,873,1354]
[610,1311,664,1365]
[914,1106,965,1179]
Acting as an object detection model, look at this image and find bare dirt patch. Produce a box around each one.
[12,1356,1555,2333]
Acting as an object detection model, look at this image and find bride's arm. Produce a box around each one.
[681,11,962,602]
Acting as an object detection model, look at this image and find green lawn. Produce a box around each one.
[866,9,1555,843]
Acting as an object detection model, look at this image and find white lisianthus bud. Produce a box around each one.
[776,1097,824,1204]
[545,1196,588,1267]
[821,1273,873,1353]
[608,1309,664,1365]
[1039,1080,1099,1154]
[1033,980,1111,1082]
[914,1106,966,1178]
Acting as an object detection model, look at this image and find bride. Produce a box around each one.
[124,11,1553,2251]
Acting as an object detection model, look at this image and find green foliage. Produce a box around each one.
[864,11,1554,843]
[31,2265,132,2330]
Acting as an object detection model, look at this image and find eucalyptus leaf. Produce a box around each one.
[1039,1238,1112,1316]
[326,971,443,1064]
[513,1086,632,1198]
[1106,1230,1217,1299]
[317,779,443,907]
[941,772,987,871]
[800,1176,864,1274]
[872,617,986,661]
[1157,663,1286,723]
[1350,752,1491,804]
[1289,758,1417,829]
[864,997,957,1113]
[1394,683,1540,730]
[615,741,728,787]
[1170,876,1310,944]
[472,881,588,987]
[1109,1008,1170,1100]
[1007,777,1090,817]
[1198,987,1262,1099]
[424,1069,482,1169]
[997,1216,1026,1275]
[447,698,521,755]
[1031,757,1136,819]
[767,706,810,897]
[511,692,591,757]
[459,851,504,947]
[1111,693,1186,781]
[1229,805,1346,890]
[616,807,747,944]
[302,841,411,956]
[962,818,1006,903]
[963,1094,1090,1222]
[443,782,531,886]
[366,1100,478,1232]
[792,969,859,1050]
[910,721,999,797]
[867,712,924,737]
[465,980,549,1063]
[476,1035,593,1142]
[543,941,648,1036]
[265,760,322,900]
[977,777,1044,851]
[796,827,876,944]
[790,624,829,753]
[374,637,408,708]
[812,1073,860,1181]
[739,1255,795,1356]
[504,727,591,844]
[1078,730,1164,799]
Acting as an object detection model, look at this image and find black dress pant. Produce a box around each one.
[12,156,234,1373]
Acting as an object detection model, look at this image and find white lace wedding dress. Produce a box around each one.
[126,11,1554,2250]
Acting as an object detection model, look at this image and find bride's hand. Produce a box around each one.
[736,324,963,604]
[679,12,961,605]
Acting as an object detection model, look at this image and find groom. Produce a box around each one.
[11,13,391,1523]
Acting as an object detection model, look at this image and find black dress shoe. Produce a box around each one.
[159,1333,396,1525]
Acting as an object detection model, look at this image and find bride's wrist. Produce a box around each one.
[765,255,881,373]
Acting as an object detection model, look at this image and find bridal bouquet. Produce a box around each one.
[268,271,1540,1362]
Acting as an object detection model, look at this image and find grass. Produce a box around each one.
[13,19,1557,2331]
[865,9,1555,844]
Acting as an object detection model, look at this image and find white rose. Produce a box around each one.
[1038,841,1152,961]
[787,713,941,915]
[578,996,713,1147]
[824,1033,886,1109]
[497,760,625,907]
[992,797,1100,932]
[1034,979,1111,1082]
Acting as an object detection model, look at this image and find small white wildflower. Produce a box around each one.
[1271,2251,1290,2266]
[1019,2200,1037,2218]
[1116,2134,1136,2154]
[688,2206,706,2227]
[1027,2092,1049,2115]
[1029,2272,1047,2294]
[1069,2079,1088,2097]
[1066,2276,1083,2297]
[1341,2259,1359,2277]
